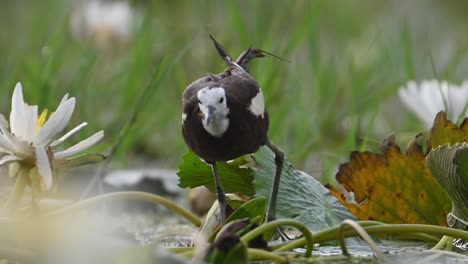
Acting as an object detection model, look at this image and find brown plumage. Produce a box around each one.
[182,69,268,162]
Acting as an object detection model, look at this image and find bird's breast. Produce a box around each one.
[182,106,269,162]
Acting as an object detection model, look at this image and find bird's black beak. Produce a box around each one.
[206,105,216,126]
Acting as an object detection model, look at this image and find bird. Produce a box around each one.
[181,35,284,226]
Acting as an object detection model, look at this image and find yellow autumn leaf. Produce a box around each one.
[328,112,468,225]
[328,135,450,225]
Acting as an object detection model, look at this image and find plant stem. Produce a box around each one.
[247,248,288,263]
[431,235,450,250]
[445,237,454,251]
[431,235,455,251]
[4,168,28,211]
[338,219,387,262]
[314,220,385,243]
[274,222,468,253]
[240,219,314,257]
[45,191,202,227]
[392,233,441,244]
[363,225,468,240]
[273,220,383,253]
[273,238,304,253]
[169,246,290,263]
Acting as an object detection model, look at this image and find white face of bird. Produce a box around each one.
[197,87,229,137]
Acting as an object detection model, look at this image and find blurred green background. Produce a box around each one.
[1,0,467,183]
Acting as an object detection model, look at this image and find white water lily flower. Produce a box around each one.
[0,83,104,190]
[70,0,139,47]
[398,80,468,127]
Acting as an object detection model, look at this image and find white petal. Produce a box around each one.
[10,82,25,129]
[398,80,448,127]
[399,81,428,124]
[0,146,10,154]
[9,83,38,142]
[0,121,29,154]
[50,122,88,147]
[419,81,442,125]
[35,146,53,190]
[20,105,38,142]
[53,131,104,159]
[0,155,20,166]
[35,98,76,146]
[0,134,15,153]
[59,94,70,106]
[0,114,8,129]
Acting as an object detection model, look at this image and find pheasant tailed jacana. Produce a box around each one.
[182,36,284,225]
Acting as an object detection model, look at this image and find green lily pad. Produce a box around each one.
[252,146,356,232]
[455,146,468,191]
[427,143,468,227]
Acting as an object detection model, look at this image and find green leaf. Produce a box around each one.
[455,146,468,190]
[227,197,266,224]
[177,148,355,232]
[427,143,468,226]
[196,194,255,243]
[253,146,356,232]
[177,150,254,196]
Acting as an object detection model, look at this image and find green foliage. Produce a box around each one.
[177,151,254,196]
[253,147,356,232]
[457,147,468,189]
[227,197,266,224]
[427,143,468,225]
[177,147,355,232]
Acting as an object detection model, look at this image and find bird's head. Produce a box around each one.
[197,86,229,137]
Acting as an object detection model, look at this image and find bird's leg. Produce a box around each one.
[210,162,226,225]
[265,140,291,241]
[265,139,284,222]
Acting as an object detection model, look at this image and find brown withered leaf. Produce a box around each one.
[328,134,451,225]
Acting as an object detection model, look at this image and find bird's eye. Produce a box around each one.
[219,97,224,103]
[198,99,202,104]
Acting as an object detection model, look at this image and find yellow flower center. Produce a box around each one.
[37,109,48,131]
